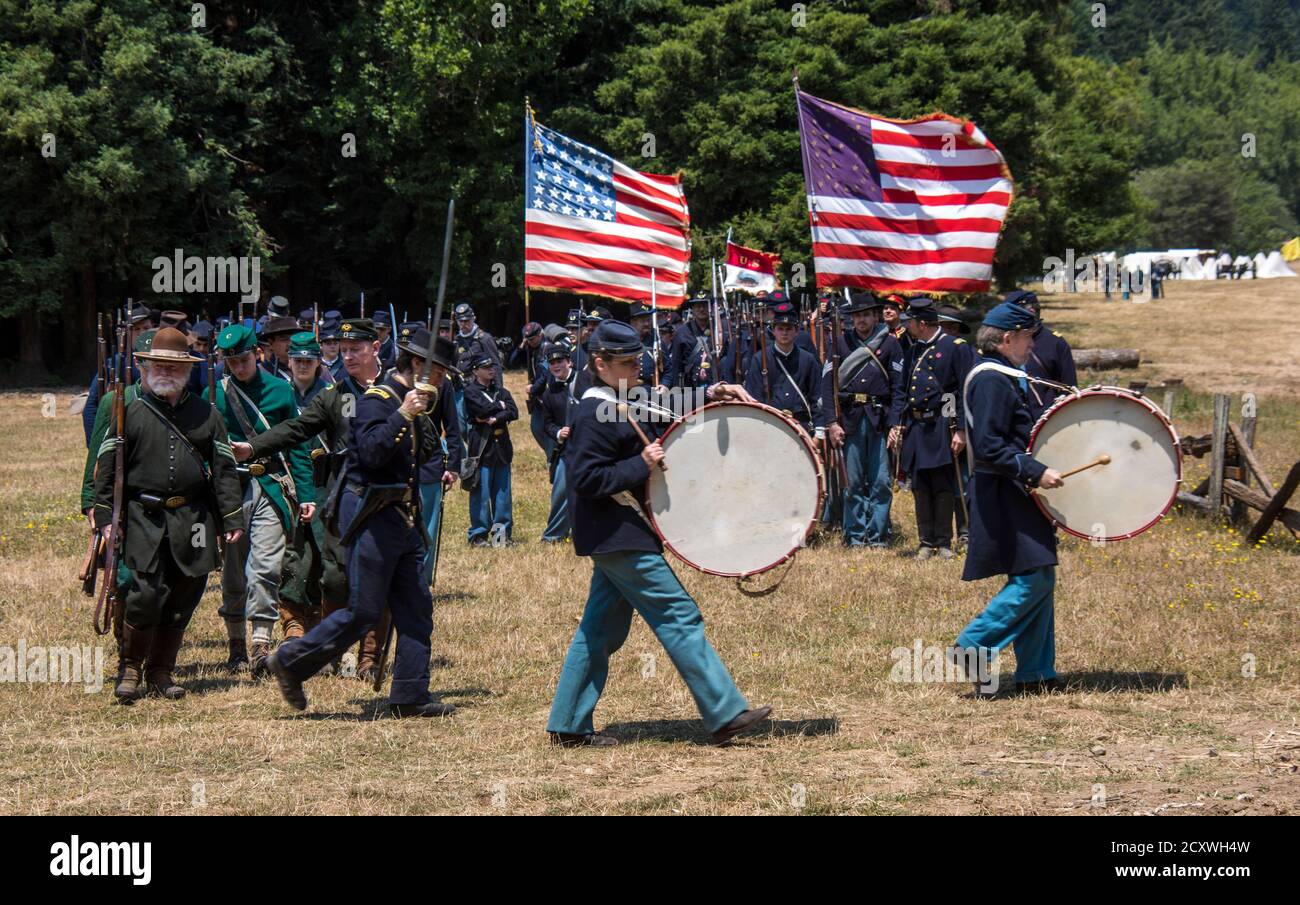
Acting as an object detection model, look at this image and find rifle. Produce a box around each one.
[756,301,771,401]
[93,308,133,636]
[376,197,455,693]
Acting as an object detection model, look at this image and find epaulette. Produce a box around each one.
[1052,330,1063,337]
[365,385,397,401]
[954,338,966,344]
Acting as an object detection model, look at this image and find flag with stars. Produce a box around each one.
[795,89,1014,293]
[525,112,690,306]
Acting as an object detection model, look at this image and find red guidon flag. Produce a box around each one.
[723,241,781,294]
[795,88,1014,293]
[524,109,690,306]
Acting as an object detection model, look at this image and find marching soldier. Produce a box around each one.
[1005,290,1078,421]
[539,342,581,543]
[265,327,458,718]
[952,303,1065,696]
[545,320,768,747]
[743,300,825,436]
[823,293,906,548]
[90,328,244,702]
[232,318,386,677]
[887,298,975,560]
[463,355,518,546]
[213,324,316,677]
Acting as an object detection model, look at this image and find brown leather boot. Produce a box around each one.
[114,623,154,704]
[356,609,391,682]
[278,600,308,641]
[145,625,188,700]
[249,641,272,680]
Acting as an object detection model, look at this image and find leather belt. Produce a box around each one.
[843,393,889,407]
[910,408,938,421]
[135,492,192,511]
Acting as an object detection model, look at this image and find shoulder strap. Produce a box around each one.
[773,351,812,418]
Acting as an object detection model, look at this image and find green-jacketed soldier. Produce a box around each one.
[211,324,316,678]
[89,327,245,702]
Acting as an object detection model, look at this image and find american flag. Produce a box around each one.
[795,88,1013,293]
[524,111,690,306]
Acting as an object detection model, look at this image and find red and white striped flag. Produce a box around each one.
[722,241,781,294]
[795,88,1014,293]
[524,111,691,306]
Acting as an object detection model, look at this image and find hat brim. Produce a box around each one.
[136,350,200,363]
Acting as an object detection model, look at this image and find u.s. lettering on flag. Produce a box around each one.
[795,88,1014,293]
[524,110,691,306]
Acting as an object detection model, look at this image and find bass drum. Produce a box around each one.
[1028,386,1181,542]
[646,402,825,577]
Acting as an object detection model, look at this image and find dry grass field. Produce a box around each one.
[1,278,1297,815]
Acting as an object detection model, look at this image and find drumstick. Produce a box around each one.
[616,403,667,471]
[1059,453,1111,480]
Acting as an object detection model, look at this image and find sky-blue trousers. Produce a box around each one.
[547,551,748,735]
[955,565,1056,683]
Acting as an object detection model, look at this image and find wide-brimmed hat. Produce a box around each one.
[260,316,300,338]
[396,325,457,370]
[135,327,199,362]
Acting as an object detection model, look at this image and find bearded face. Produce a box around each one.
[144,362,190,397]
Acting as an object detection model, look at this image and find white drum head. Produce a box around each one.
[647,402,824,576]
[1029,389,1181,541]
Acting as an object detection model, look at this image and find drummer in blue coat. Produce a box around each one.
[743,300,826,436]
[546,320,769,747]
[1004,290,1078,421]
[824,292,906,547]
[953,302,1065,696]
[887,298,975,559]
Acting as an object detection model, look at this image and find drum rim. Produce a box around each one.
[1028,386,1182,541]
[646,400,826,577]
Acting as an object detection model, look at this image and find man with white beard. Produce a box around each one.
[90,327,245,703]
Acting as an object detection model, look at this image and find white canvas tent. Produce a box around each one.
[1257,250,1298,278]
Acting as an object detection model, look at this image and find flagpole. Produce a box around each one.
[651,267,660,386]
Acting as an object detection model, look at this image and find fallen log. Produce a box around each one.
[1073,348,1140,369]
